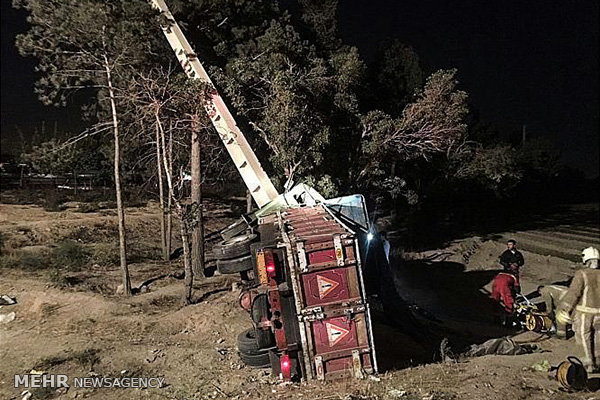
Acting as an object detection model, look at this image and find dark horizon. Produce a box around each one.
[2,1,599,177]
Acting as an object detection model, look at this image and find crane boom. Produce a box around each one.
[149,0,279,208]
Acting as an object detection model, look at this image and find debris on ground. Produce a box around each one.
[0,295,17,305]
[529,359,551,372]
[464,337,541,357]
[216,347,230,356]
[29,369,45,375]
[146,349,164,363]
[0,311,16,324]
[387,388,408,398]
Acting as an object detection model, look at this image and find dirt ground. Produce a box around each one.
[1,200,599,400]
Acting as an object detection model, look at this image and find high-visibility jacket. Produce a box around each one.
[491,272,519,313]
[560,269,600,316]
[559,268,600,372]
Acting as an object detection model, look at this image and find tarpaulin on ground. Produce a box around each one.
[464,337,541,357]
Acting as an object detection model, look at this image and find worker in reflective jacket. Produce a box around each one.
[538,284,569,338]
[557,247,600,373]
[491,264,520,325]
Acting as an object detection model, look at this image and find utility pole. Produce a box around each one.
[522,124,527,143]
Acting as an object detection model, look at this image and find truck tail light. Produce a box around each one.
[280,353,291,380]
[265,251,276,278]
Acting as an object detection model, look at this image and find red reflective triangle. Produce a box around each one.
[317,274,340,299]
[326,322,350,347]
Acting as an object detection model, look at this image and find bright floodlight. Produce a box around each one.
[367,232,374,241]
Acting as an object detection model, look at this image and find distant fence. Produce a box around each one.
[0,172,107,191]
[0,171,247,199]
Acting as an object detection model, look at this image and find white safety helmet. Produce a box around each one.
[582,247,600,264]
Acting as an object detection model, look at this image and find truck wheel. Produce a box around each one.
[216,255,253,274]
[239,348,271,368]
[249,295,276,348]
[256,329,275,349]
[251,294,270,324]
[212,233,257,259]
[237,328,261,355]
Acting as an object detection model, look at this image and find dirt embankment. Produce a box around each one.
[1,202,599,399]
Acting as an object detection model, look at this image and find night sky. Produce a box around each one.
[2,1,598,176]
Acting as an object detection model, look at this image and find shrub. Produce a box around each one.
[51,240,90,271]
[91,243,120,267]
[21,251,51,269]
[36,348,100,370]
[72,348,100,369]
[43,191,68,212]
[77,202,100,213]
[0,248,50,270]
[97,200,117,209]
[0,254,20,269]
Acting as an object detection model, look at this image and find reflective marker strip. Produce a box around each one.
[333,235,344,266]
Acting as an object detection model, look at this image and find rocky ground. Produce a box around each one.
[1,199,599,400]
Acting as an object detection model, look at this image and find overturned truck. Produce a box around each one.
[235,195,378,380]
[150,0,377,381]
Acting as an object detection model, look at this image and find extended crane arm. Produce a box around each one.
[148,0,279,208]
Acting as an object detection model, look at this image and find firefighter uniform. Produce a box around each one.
[558,267,600,373]
[539,285,568,338]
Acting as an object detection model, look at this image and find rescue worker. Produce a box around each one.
[491,264,520,326]
[556,247,600,373]
[538,284,569,338]
[499,239,525,278]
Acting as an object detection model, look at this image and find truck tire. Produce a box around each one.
[256,328,275,349]
[212,233,257,259]
[237,328,261,355]
[249,295,276,348]
[238,348,271,368]
[216,255,253,274]
[251,294,269,324]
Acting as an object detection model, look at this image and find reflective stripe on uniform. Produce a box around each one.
[575,305,600,314]
[582,273,589,308]
[579,313,592,368]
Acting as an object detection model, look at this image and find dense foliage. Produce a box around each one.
[14,0,576,221]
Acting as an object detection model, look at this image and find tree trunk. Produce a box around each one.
[180,205,194,305]
[104,56,131,297]
[157,116,193,305]
[155,111,168,261]
[20,165,24,188]
[166,126,173,258]
[73,170,78,195]
[190,123,205,278]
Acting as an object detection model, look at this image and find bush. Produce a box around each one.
[43,191,69,212]
[48,268,83,288]
[97,200,116,209]
[0,254,20,269]
[0,249,50,270]
[36,348,100,370]
[91,243,120,267]
[21,251,51,269]
[51,240,90,271]
[77,202,100,213]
